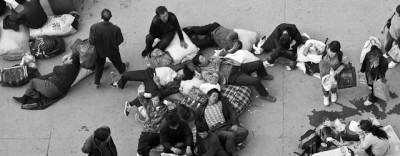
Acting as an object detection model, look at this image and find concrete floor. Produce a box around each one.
[1,0,400,156]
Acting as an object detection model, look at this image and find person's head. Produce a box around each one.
[235,40,243,50]
[207,89,220,104]
[208,73,219,85]
[166,113,180,129]
[15,0,27,4]
[279,33,291,47]
[196,121,210,139]
[150,92,163,107]
[101,9,112,22]
[369,45,382,68]
[156,6,168,23]
[359,119,389,140]
[63,53,80,66]
[396,5,400,14]
[94,126,111,142]
[176,67,194,81]
[327,41,341,58]
[192,54,208,67]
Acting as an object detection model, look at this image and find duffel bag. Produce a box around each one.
[30,35,65,59]
[70,38,97,69]
[0,65,29,87]
[220,85,252,115]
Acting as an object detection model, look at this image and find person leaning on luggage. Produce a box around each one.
[82,126,118,156]
[89,8,129,88]
[3,0,47,31]
[141,6,188,57]
[13,53,81,109]
[360,45,388,106]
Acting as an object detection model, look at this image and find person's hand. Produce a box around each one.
[230,125,239,132]
[186,147,193,156]
[153,73,160,84]
[180,41,188,49]
[171,147,182,154]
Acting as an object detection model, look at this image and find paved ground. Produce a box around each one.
[1,0,400,156]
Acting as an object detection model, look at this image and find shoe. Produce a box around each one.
[124,101,131,116]
[13,96,26,105]
[263,60,275,67]
[236,142,246,150]
[364,99,374,106]
[323,96,330,106]
[141,49,150,57]
[383,53,389,59]
[388,61,397,69]
[286,66,292,71]
[312,73,321,79]
[331,93,337,103]
[260,95,276,102]
[94,83,100,89]
[260,74,274,80]
[21,103,38,109]
[124,61,130,70]
[110,81,118,88]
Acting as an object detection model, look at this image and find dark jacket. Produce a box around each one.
[82,132,118,156]
[159,120,193,151]
[89,21,124,58]
[150,12,184,41]
[47,62,80,93]
[360,53,388,83]
[197,98,239,132]
[268,23,304,51]
[10,0,47,29]
[196,131,227,156]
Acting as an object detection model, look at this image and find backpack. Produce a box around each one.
[70,38,97,69]
[295,129,321,156]
[30,35,65,59]
[0,65,29,87]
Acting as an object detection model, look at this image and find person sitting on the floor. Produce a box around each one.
[135,92,169,156]
[259,23,305,70]
[198,89,249,155]
[356,119,390,156]
[192,48,276,102]
[199,72,221,94]
[141,6,187,57]
[3,0,47,31]
[195,120,228,156]
[183,22,240,52]
[360,45,388,106]
[82,126,117,156]
[13,53,80,109]
[160,113,193,156]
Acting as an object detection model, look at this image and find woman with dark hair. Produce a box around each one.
[358,119,390,156]
[360,45,389,106]
[13,53,81,108]
[319,40,345,106]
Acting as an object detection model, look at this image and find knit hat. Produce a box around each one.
[328,41,341,53]
[397,5,400,14]
[196,121,210,133]
[94,126,111,142]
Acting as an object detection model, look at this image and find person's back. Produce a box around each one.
[363,133,390,156]
[82,126,117,156]
[10,0,47,29]
[90,21,123,58]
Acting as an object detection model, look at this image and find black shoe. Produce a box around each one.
[260,74,274,80]
[141,49,150,57]
[13,96,26,105]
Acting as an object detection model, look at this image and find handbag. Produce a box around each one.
[373,79,389,101]
[0,65,29,87]
[337,63,357,89]
[71,38,97,69]
[30,35,66,59]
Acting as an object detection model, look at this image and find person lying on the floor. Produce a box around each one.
[3,0,47,31]
[160,113,193,156]
[197,89,248,155]
[195,120,228,156]
[13,53,80,109]
[183,22,240,52]
[192,46,276,102]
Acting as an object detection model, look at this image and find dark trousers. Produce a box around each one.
[322,85,337,97]
[262,35,297,66]
[94,53,126,85]
[214,125,249,154]
[137,132,160,156]
[185,22,220,49]
[143,32,176,56]
[368,84,379,102]
[229,60,270,97]
[117,68,159,93]
[25,78,63,99]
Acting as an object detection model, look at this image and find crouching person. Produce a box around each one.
[13,53,81,109]
[160,113,193,156]
[198,89,249,155]
[195,121,228,156]
[82,126,117,156]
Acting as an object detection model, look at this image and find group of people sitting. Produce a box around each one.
[5,1,400,156]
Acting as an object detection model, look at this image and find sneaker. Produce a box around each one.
[383,53,389,59]
[331,93,337,103]
[124,101,131,116]
[286,66,292,71]
[260,95,276,102]
[260,74,274,80]
[388,61,397,69]
[124,61,130,70]
[110,81,118,88]
[323,96,330,106]
[94,83,100,89]
[21,103,38,109]
[236,142,246,150]
[364,99,374,106]
[263,60,275,67]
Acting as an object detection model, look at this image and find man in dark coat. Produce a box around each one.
[89,8,128,88]
[141,6,187,57]
[82,126,118,156]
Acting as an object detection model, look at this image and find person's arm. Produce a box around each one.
[149,17,159,37]
[358,134,373,150]
[160,81,180,97]
[116,27,124,45]
[81,134,95,153]
[379,57,389,78]
[184,123,194,148]
[271,24,284,50]
[303,43,313,56]
[360,55,368,73]
[225,32,239,51]
[222,99,239,125]
[292,25,305,50]
[89,25,96,45]
[160,127,173,151]
[334,64,345,76]
[170,13,184,42]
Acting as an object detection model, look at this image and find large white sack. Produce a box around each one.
[165,31,199,64]
[0,21,30,61]
[29,14,77,38]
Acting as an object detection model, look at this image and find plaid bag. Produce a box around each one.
[220,85,252,115]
